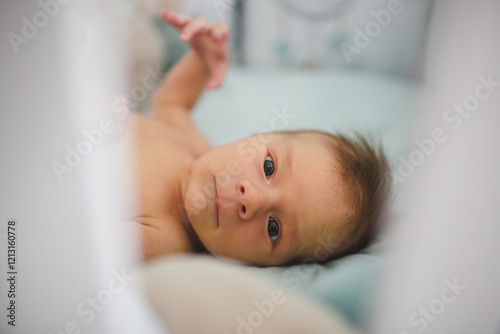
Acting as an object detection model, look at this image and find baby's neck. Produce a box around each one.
[179,203,207,253]
[170,161,206,253]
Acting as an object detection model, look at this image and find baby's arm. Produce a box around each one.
[152,11,229,156]
[152,50,210,114]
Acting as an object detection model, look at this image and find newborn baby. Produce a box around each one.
[130,10,390,266]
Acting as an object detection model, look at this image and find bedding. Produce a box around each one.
[143,255,362,334]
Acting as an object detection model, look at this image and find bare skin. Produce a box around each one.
[127,11,349,265]
[129,11,229,260]
[129,112,206,259]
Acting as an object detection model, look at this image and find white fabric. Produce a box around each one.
[143,255,360,334]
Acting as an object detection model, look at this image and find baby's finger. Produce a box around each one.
[180,17,211,42]
[160,10,190,31]
[206,76,221,90]
[211,21,229,43]
[206,64,227,90]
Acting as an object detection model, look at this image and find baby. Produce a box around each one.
[130,10,391,266]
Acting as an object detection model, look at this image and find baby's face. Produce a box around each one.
[183,132,349,266]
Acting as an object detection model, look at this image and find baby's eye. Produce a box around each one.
[268,217,279,242]
[264,156,274,179]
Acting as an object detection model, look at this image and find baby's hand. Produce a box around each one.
[161,10,230,90]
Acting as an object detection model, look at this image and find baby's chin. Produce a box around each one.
[183,188,211,221]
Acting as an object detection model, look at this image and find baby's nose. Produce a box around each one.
[237,180,268,220]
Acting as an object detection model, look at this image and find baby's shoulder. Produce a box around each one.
[131,112,209,157]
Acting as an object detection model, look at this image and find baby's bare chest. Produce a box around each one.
[130,114,194,219]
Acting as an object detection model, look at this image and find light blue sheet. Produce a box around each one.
[192,66,420,166]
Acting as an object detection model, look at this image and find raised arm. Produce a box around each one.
[150,11,230,157]
[153,11,229,119]
[153,50,211,113]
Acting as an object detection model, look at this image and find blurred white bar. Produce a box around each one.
[371,1,500,333]
[0,1,164,333]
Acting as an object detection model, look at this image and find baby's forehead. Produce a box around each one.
[244,131,352,263]
[273,132,339,165]
[294,191,359,262]
[291,215,352,263]
[272,134,348,236]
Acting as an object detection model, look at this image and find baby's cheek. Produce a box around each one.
[237,224,263,244]
[220,228,260,254]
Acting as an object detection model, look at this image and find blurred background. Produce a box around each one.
[124,0,431,162]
